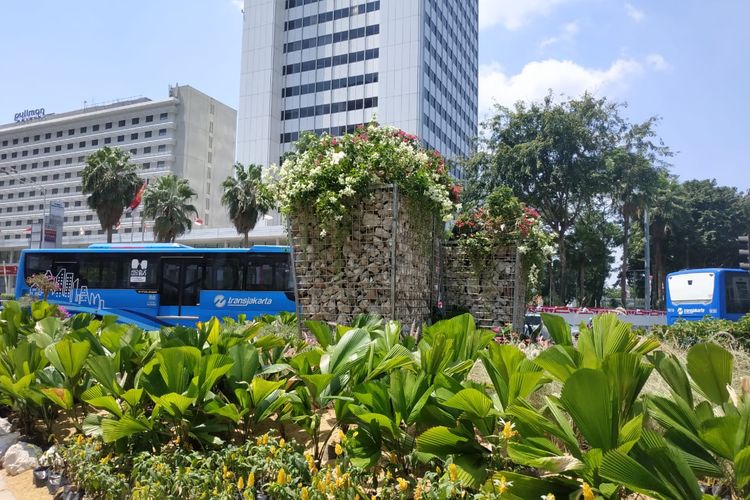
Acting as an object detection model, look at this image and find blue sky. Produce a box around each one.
[2,0,748,188]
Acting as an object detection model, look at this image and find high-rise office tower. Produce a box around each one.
[237,0,478,171]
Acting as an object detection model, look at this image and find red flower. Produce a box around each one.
[450,184,462,203]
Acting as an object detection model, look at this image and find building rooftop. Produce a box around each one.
[0,96,171,132]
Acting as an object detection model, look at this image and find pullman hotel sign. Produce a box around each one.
[14,108,46,123]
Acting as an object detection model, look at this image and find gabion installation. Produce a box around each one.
[442,243,526,331]
[288,186,439,327]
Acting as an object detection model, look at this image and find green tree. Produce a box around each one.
[465,93,623,302]
[81,147,141,243]
[565,210,621,307]
[608,119,670,306]
[221,163,273,247]
[648,174,686,307]
[142,175,198,243]
[666,179,750,269]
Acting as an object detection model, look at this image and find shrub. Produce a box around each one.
[651,314,750,350]
[452,186,555,290]
[270,122,460,237]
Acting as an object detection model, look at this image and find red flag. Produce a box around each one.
[129,179,148,211]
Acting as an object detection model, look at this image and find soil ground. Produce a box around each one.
[0,469,52,500]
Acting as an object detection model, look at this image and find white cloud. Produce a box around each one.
[625,2,645,22]
[646,53,670,71]
[539,21,579,49]
[479,0,570,31]
[230,0,243,11]
[478,57,652,117]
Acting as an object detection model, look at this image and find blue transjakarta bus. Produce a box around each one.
[15,244,295,329]
[666,268,750,325]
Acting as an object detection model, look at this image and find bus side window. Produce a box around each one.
[203,255,243,291]
[247,254,292,291]
[725,273,750,314]
[126,255,159,289]
[24,254,53,279]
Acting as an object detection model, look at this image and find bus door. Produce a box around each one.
[158,257,202,323]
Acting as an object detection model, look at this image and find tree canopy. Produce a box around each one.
[221,163,273,247]
[465,93,670,303]
[142,174,198,243]
[81,147,141,243]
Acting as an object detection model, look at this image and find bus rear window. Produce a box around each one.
[726,273,750,314]
[668,272,715,304]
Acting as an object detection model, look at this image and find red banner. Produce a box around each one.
[528,306,666,316]
[0,265,18,276]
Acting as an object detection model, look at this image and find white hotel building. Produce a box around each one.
[237,0,479,170]
[0,85,249,264]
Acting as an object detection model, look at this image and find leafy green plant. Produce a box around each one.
[646,342,750,498]
[271,122,459,237]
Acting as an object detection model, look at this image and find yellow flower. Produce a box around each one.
[582,483,595,500]
[237,476,245,490]
[305,452,318,473]
[385,470,393,481]
[397,477,409,492]
[277,468,288,486]
[335,476,346,489]
[262,433,269,445]
[301,487,309,500]
[270,445,277,457]
[338,429,346,442]
[247,472,255,488]
[541,494,556,500]
[414,483,423,500]
[492,475,512,494]
[335,443,343,456]
[448,463,458,482]
[99,453,112,465]
[279,438,286,448]
[75,434,84,445]
[501,419,518,440]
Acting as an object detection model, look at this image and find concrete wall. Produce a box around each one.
[173,85,237,228]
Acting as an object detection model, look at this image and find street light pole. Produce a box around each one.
[644,206,651,309]
[39,188,48,249]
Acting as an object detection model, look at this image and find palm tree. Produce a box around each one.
[221,163,273,247]
[609,149,660,307]
[650,174,686,307]
[81,147,141,243]
[142,175,198,243]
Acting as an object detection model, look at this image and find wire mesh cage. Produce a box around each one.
[442,242,526,332]
[288,185,440,327]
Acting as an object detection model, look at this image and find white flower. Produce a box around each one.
[331,151,346,165]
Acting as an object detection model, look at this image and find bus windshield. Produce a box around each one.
[667,272,715,304]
